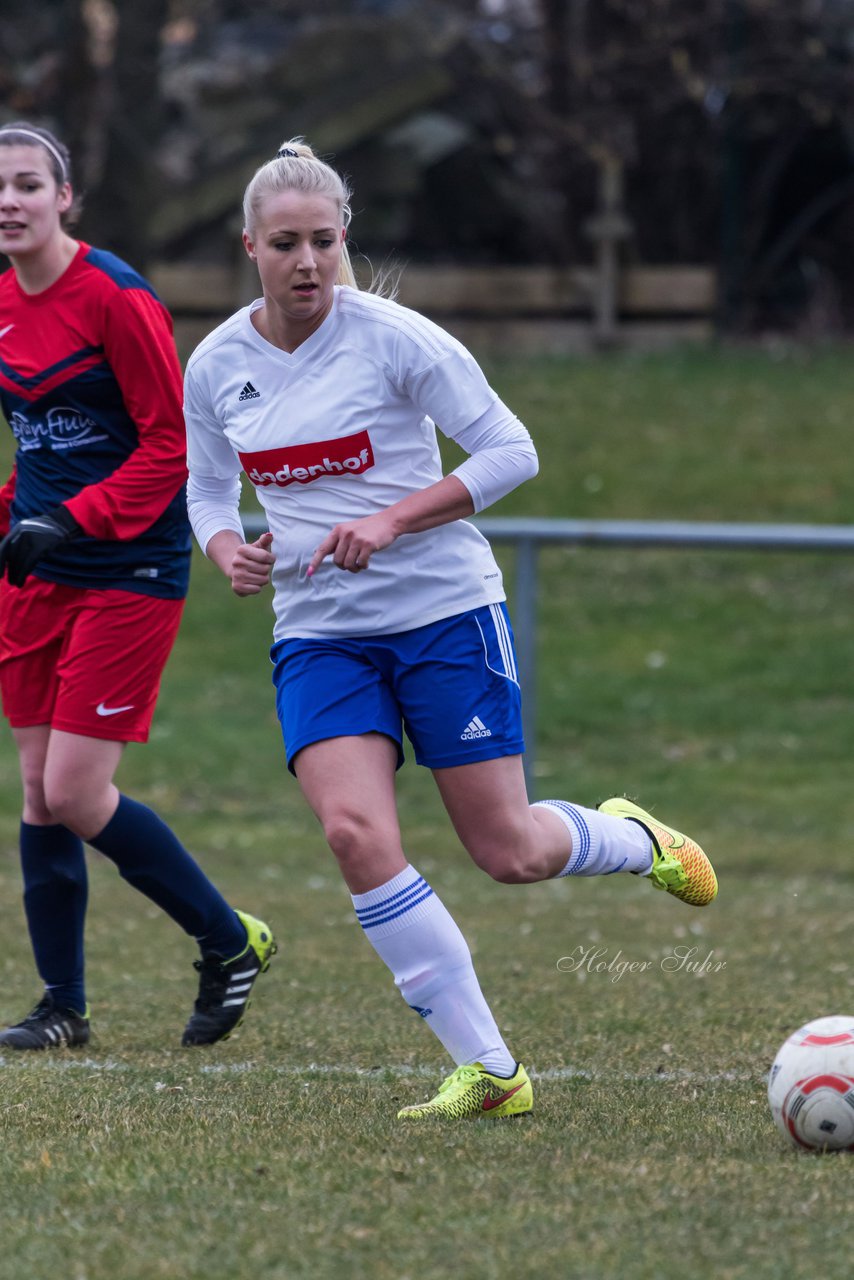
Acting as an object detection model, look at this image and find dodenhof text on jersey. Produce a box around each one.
[239,430,375,488]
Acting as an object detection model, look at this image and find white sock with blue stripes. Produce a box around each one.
[351,865,516,1076]
[534,800,654,877]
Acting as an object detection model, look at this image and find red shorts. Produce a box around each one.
[0,579,185,742]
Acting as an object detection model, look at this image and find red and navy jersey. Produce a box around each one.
[0,242,191,598]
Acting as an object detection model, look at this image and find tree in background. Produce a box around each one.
[522,0,854,330]
[0,0,168,268]
[1,0,854,331]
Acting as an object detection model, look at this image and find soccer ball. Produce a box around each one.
[768,1015,854,1152]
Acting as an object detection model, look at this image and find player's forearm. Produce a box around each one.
[387,474,475,538]
[204,529,246,577]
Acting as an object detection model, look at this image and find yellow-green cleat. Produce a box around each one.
[397,1062,533,1120]
[598,796,718,907]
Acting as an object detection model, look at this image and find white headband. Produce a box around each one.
[0,127,67,181]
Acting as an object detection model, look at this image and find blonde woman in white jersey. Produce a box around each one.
[183,138,718,1121]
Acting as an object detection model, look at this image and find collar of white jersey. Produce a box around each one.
[244,286,342,364]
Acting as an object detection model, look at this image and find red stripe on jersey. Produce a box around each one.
[0,349,106,403]
[239,430,375,487]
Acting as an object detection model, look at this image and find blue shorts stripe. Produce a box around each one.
[494,603,518,682]
[479,603,519,685]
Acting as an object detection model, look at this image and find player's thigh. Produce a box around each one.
[433,753,534,866]
[0,579,73,728]
[53,590,185,742]
[43,730,125,806]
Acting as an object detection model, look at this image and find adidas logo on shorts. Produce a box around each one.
[461,716,492,740]
[239,381,261,401]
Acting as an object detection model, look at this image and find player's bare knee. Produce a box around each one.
[20,777,53,825]
[486,857,538,884]
[464,836,538,884]
[41,781,90,835]
[24,804,55,826]
[322,809,380,868]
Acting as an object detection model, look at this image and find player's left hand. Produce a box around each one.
[0,505,81,587]
[307,512,397,577]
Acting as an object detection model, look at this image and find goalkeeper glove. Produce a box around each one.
[0,505,81,587]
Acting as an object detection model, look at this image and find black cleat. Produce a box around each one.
[0,994,90,1051]
[182,910,276,1047]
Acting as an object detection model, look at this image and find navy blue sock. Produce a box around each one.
[88,795,246,958]
[20,822,88,1014]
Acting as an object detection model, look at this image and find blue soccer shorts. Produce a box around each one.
[270,602,525,772]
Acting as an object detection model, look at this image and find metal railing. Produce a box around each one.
[242,513,854,792]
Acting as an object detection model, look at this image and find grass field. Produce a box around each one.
[2,344,854,1279]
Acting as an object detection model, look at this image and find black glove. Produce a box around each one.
[0,505,82,587]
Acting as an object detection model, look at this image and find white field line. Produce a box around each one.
[0,1055,762,1084]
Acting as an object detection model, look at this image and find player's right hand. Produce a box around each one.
[230,531,275,596]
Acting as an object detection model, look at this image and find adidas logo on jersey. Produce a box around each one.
[461,716,492,740]
[239,381,261,401]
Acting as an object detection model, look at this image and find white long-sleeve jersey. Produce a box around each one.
[184,286,538,640]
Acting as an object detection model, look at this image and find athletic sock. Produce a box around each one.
[352,864,516,1075]
[87,795,246,958]
[20,822,88,1014]
[535,800,654,877]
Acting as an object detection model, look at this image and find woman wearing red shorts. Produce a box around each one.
[0,122,275,1050]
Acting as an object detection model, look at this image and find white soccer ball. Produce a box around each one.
[768,1015,854,1152]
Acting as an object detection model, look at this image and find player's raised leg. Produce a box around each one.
[434,757,716,906]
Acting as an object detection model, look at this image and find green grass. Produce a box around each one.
[2,345,854,1279]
